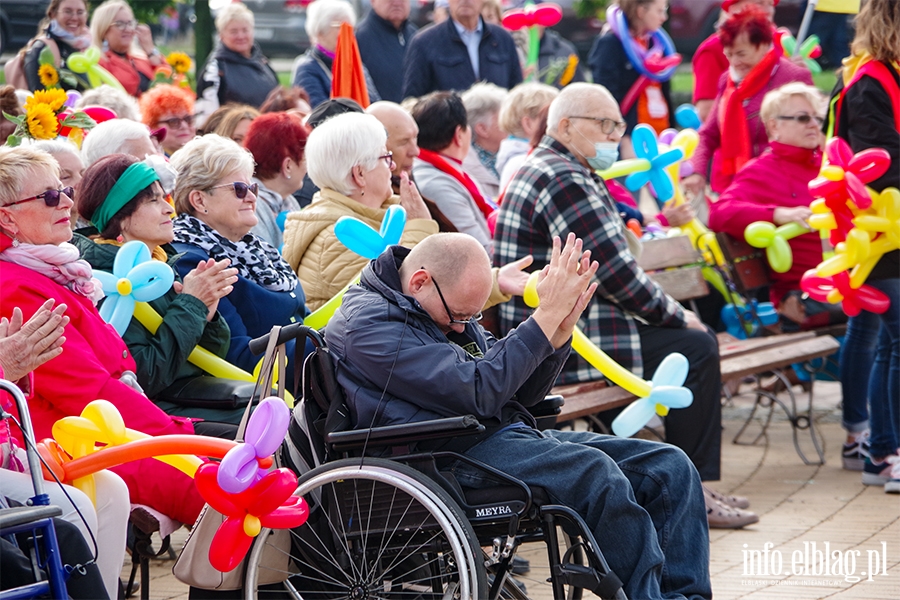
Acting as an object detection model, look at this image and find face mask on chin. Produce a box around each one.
[573,124,619,171]
[729,66,744,83]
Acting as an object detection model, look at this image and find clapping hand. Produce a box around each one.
[0,299,68,382]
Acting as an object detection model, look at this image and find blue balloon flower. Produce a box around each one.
[675,104,702,130]
[334,204,408,259]
[93,241,174,335]
[612,353,693,438]
[625,124,684,205]
[720,301,779,340]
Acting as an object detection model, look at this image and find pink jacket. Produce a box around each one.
[691,57,813,193]
[708,141,823,306]
[0,236,203,523]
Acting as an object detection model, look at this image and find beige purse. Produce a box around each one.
[172,327,294,590]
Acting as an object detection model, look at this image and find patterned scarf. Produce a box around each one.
[47,20,91,51]
[172,214,299,292]
[0,241,103,303]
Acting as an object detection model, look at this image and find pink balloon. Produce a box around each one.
[81,105,117,123]
[658,129,678,145]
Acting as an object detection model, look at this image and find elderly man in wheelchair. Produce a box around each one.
[245,233,711,600]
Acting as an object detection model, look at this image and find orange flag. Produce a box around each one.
[331,22,370,108]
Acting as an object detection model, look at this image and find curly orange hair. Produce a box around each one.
[140,84,195,128]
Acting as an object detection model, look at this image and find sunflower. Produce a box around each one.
[166,51,192,75]
[38,64,59,88]
[25,103,60,139]
[25,88,68,113]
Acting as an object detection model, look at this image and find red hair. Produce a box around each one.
[243,112,308,180]
[718,5,773,49]
[139,84,195,127]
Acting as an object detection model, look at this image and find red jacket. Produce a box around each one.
[0,236,203,523]
[708,141,823,306]
[98,50,155,97]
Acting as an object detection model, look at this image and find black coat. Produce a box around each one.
[402,18,523,100]
[196,43,279,110]
[356,11,418,102]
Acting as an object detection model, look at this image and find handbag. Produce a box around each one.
[172,326,294,590]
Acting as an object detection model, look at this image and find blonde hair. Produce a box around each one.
[90,0,131,49]
[169,134,255,215]
[851,0,900,63]
[215,1,255,33]
[0,146,60,206]
[499,82,559,138]
[760,82,824,128]
[199,104,260,140]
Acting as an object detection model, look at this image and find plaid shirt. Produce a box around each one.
[494,136,686,384]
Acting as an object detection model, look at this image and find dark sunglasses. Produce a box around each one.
[776,114,824,126]
[7,186,74,208]
[157,115,194,129]
[431,274,482,326]
[207,182,259,199]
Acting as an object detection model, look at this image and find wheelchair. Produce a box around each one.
[242,325,627,600]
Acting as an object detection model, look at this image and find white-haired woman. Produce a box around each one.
[91,0,163,97]
[461,82,508,200]
[169,135,309,387]
[195,1,279,125]
[81,118,160,167]
[75,84,141,121]
[496,81,559,191]
[291,0,380,109]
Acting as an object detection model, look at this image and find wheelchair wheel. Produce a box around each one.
[245,457,487,599]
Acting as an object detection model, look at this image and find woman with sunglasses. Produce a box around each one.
[140,84,196,157]
[0,145,206,529]
[90,1,163,97]
[72,154,249,425]
[170,135,310,386]
[708,82,843,333]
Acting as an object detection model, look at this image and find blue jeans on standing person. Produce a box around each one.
[840,311,879,433]
[450,428,712,600]
[866,278,900,459]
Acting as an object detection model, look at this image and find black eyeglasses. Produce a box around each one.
[377,152,395,168]
[569,116,628,135]
[157,115,194,129]
[431,275,482,326]
[7,186,74,208]
[207,182,259,199]
[777,114,824,126]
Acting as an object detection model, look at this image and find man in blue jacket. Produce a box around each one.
[356,0,419,102]
[326,232,712,600]
[401,0,523,100]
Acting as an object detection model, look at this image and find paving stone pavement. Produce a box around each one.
[130,381,900,599]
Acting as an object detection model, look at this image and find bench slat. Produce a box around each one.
[716,331,816,360]
[720,336,840,380]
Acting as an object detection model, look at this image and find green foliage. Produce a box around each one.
[87,0,178,25]
[573,0,611,19]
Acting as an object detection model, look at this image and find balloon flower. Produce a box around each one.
[720,300,779,340]
[625,124,684,204]
[66,47,126,91]
[94,241,174,335]
[780,33,822,74]
[303,205,408,329]
[523,273,692,435]
[218,397,290,494]
[744,220,810,273]
[611,353,693,438]
[501,2,562,77]
[800,270,890,317]
[674,104,702,130]
[195,463,309,572]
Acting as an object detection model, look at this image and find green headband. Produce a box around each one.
[92,162,160,233]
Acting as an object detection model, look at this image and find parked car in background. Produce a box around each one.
[0,0,49,55]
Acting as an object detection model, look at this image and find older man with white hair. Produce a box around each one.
[494,82,756,529]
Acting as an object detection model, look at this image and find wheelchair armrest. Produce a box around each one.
[529,394,564,418]
[326,415,485,452]
[0,506,62,530]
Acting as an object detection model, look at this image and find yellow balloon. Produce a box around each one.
[304,276,359,330]
[243,514,261,537]
[596,158,651,180]
[820,165,845,181]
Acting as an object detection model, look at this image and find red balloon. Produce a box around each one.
[56,110,73,137]
[195,462,245,516]
[81,105,117,123]
[501,2,563,30]
[208,517,253,573]
[800,270,890,316]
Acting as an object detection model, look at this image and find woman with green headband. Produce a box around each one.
[72,153,248,424]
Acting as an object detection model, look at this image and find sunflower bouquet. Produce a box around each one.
[152,51,195,90]
[3,88,97,148]
[35,45,83,90]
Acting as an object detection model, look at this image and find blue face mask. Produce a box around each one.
[574,125,619,171]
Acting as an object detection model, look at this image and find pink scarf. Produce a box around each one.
[0,241,103,303]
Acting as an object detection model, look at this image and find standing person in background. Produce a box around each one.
[826,0,900,492]
[461,82,508,200]
[589,0,676,158]
[20,0,91,92]
[91,0,164,97]
[356,0,418,102]
[195,2,280,125]
[692,0,778,123]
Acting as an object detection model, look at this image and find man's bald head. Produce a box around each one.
[367,101,420,174]
[547,83,618,135]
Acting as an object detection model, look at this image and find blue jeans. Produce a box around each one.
[451,428,711,600]
[866,278,900,458]
[840,311,879,432]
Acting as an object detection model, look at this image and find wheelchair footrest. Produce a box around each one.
[551,563,624,599]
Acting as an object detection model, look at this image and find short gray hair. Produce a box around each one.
[76,85,141,122]
[499,82,559,138]
[81,118,153,167]
[547,82,616,133]
[215,1,255,32]
[760,82,824,127]
[305,0,356,41]
[170,134,255,215]
[33,138,82,161]
[461,82,507,128]
[306,112,386,196]
[0,146,59,206]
